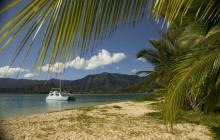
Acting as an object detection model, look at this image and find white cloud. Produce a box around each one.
[69,49,126,70]
[0,66,29,77]
[131,69,137,73]
[41,62,65,73]
[24,73,37,78]
[116,66,120,70]
[41,49,126,72]
[137,57,147,62]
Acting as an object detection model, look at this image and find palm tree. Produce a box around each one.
[137,0,220,129]
[136,32,177,95]
[164,20,220,128]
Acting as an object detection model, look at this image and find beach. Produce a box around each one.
[0,101,212,140]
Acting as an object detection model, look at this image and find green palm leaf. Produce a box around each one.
[0,0,21,14]
[149,0,219,27]
[0,0,147,76]
[1,0,219,76]
[165,47,220,129]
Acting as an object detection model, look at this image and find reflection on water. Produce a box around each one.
[0,93,155,119]
[46,100,68,104]
[46,100,68,111]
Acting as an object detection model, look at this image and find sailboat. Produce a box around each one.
[46,76,75,101]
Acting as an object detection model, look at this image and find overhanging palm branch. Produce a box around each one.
[0,0,148,77]
[135,70,161,76]
[162,8,220,126]
[160,2,220,129]
[0,0,219,77]
[165,46,220,129]
[149,0,220,27]
[177,22,220,48]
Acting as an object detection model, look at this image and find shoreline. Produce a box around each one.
[0,92,141,94]
[0,99,142,121]
[0,93,156,120]
[0,101,121,121]
[0,100,212,139]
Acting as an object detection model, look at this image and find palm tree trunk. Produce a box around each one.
[187,91,198,111]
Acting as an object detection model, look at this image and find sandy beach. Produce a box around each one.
[0,101,212,140]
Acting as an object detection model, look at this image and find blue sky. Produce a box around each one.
[0,0,164,80]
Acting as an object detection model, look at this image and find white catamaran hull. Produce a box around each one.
[46,96,69,101]
[46,90,69,101]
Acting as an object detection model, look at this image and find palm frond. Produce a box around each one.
[136,70,160,76]
[149,0,220,27]
[0,0,21,14]
[0,0,146,77]
[165,47,220,129]
[177,22,220,48]
[1,0,219,77]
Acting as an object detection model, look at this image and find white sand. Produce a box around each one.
[0,101,212,140]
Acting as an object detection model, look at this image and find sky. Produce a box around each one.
[0,0,165,80]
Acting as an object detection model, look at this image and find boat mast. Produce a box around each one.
[60,74,61,93]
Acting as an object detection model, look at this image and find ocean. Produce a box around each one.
[0,93,156,119]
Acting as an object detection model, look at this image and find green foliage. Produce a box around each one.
[137,0,220,129]
[161,5,220,128]
[0,0,148,77]
[136,32,178,96]
[165,45,220,128]
[149,0,219,27]
[1,0,219,77]
[77,106,96,112]
[122,74,162,93]
[132,96,157,102]
[146,102,220,138]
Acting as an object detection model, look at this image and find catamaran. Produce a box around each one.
[46,77,75,101]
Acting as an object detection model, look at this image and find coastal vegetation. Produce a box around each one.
[147,101,220,138]
[135,0,220,129]
[0,0,219,132]
[132,96,158,102]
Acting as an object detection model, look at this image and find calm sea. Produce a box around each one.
[0,93,155,120]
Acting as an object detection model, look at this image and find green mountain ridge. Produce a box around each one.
[0,72,147,93]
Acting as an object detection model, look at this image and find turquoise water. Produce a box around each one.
[0,93,155,119]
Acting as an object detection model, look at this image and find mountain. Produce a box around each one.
[69,72,145,90]
[0,78,43,88]
[0,72,146,93]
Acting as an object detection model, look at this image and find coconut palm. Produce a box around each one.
[137,0,220,129]
[136,32,178,95]
[164,20,220,129]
